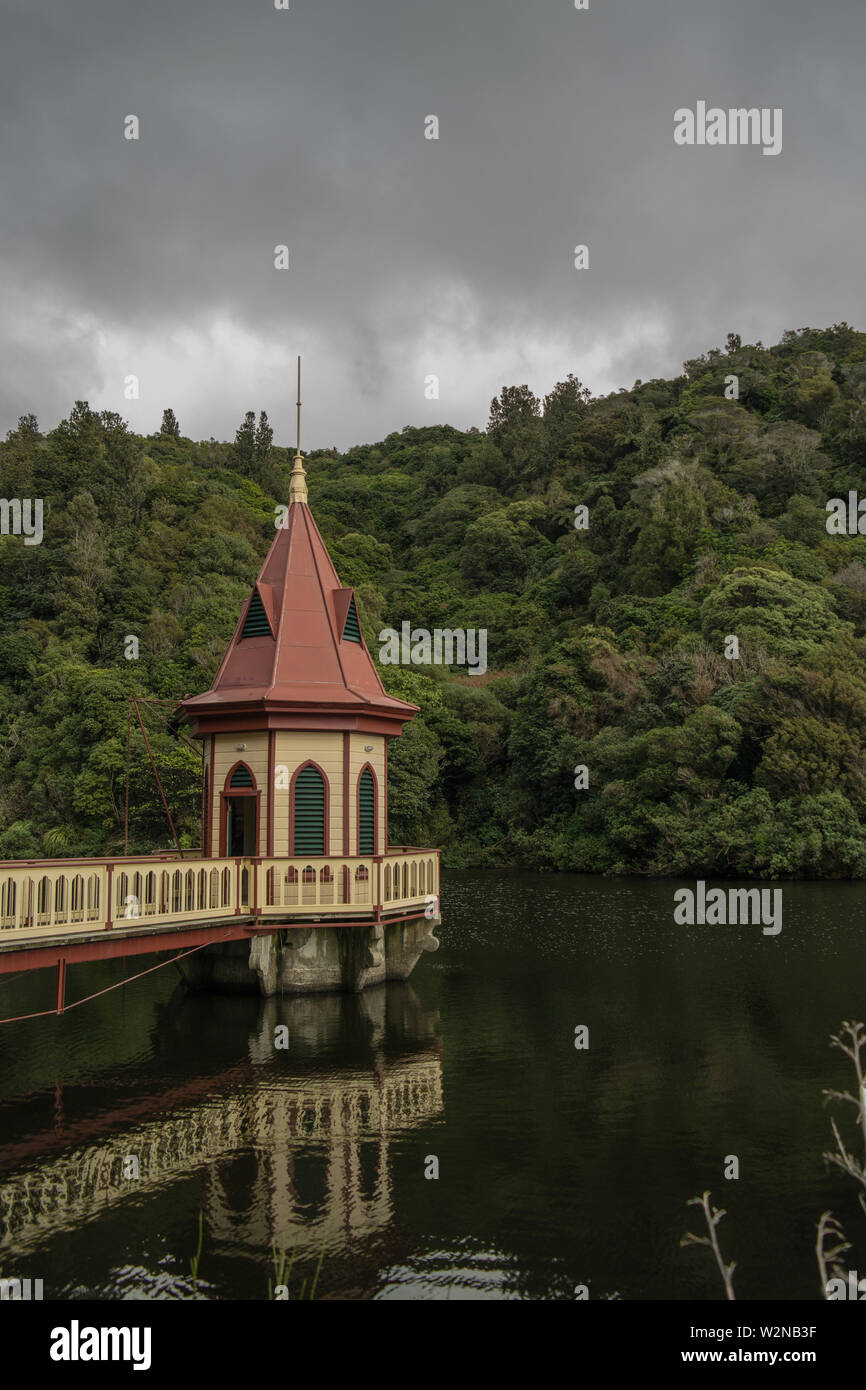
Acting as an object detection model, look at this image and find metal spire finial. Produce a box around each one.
[289,354,308,504]
[296,355,301,456]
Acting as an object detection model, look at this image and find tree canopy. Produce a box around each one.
[3,323,866,876]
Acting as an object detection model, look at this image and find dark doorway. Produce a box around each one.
[226,796,256,855]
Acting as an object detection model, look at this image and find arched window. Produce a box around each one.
[358,766,375,855]
[292,764,327,854]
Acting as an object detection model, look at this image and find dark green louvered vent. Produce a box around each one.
[230,765,254,789]
[242,589,271,638]
[359,768,375,854]
[342,596,361,643]
[294,765,325,854]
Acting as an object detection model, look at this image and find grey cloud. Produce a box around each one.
[1,0,865,447]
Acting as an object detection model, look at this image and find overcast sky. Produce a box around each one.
[1,0,864,450]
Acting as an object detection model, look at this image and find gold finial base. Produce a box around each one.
[289,450,308,504]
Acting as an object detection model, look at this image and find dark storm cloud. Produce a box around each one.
[1,0,864,446]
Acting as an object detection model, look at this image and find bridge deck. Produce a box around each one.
[0,848,439,970]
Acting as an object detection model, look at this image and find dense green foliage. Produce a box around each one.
[3,324,866,876]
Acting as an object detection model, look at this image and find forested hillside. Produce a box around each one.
[3,324,866,876]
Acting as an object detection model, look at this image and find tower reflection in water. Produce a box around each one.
[0,983,443,1298]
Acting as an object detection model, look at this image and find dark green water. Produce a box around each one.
[1,870,865,1300]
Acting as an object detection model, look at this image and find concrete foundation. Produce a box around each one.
[177,915,440,997]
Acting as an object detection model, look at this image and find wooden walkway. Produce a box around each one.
[0,848,440,1015]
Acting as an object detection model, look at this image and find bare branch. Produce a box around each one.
[828,1022,866,1156]
[681,1191,736,1300]
[815,1211,851,1298]
[822,1088,860,1110]
[824,1117,866,1192]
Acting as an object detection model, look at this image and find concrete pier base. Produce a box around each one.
[177,916,440,997]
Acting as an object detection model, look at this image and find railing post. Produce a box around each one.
[106,864,113,930]
[56,957,66,1014]
[375,857,382,921]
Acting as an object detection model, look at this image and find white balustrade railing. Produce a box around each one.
[0,849,440,943]
[380,851,439,909]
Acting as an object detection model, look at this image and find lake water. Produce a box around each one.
[1,870,865,1300]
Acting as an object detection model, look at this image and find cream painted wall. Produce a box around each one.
[205,729,390,857]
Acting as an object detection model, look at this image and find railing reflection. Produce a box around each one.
[0,988,443,1268]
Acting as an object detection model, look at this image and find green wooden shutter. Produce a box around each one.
[342,596,361,643]
[242,589,271,638]
[359,768,375,854]
[230,765,254,789]
[294,765,325,854]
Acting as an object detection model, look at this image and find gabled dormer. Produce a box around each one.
[240,584,275,639]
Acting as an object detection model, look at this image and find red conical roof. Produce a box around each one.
[180,493,417,736]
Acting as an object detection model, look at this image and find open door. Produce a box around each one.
[226,797,256,855]
[221,763,259,856]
